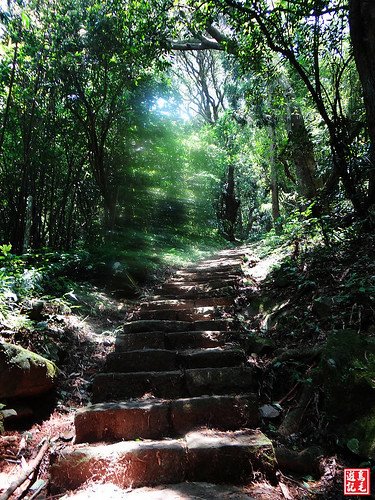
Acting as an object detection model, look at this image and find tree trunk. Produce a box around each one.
[22,195,33,254]
[349,0,375,207]
[282,78,318,199]
[269,125,281,233]
[218,164,240,242]
[0,42,18,156]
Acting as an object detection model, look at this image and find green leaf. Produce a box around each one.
[347,438,360,454]
[21,11,30,29]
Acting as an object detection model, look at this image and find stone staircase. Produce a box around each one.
[49,248,276,495]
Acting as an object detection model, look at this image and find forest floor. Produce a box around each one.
[1,234,374,499]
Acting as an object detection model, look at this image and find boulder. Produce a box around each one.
[0,342,57,399]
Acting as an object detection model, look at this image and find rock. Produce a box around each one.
[275,446,323,476]
[50,429,276,493]
[260,404,281,419]
[0,342,57,399]
[339,410,375,459]
[1,409,17,419]
[245,335,275,354]
[27,300,46,321]
[312,297,334,319]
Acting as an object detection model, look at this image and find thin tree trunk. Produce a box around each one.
[269,125,281,233]
[349,0,375,207]
[0,42,18,156]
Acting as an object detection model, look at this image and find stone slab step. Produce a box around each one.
[149,286,235,300]
[165,331,243,350]
[116,331,166,351]
[192,262,242,271]
[179,347,245,369]
[49,429,275,493]
[105,349,177,372]
[139,297,232,311]
[122,319,234,334]
[185,366,255,398]
[105,347,245,372]
[120,482,255,500]
[115,330,244,352]
[167,275,239,285]
[91,366,256,402]
[92,371,184,402]
[133,307,228,322]
[160,281,236,293]
[172,270,240,279]
[75,394,259,443]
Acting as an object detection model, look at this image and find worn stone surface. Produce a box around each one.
[75,394,259,443]
[0,341,57,398]
[185,366,255,397]
[75,400,170,443]
[92,371,186,402]
[178,347,245,369]
[139,297,232,311]
[121,482,255,500]
[115,332,166,351]
[63,482,256,499]
[134,307,226,322]
[50,430,275,493]
[186,429,276,484]
[165,331,244,350]
[123,320,192,334]
[105,350,177,373]
[50,440,187,493]
[171,394,259,434]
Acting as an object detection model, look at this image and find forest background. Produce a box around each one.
[0,0,374,347]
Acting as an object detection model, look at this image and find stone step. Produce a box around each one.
[49,429,275,493]
[167,275,239,284]
[179,347,245,369]
[74,394,259,443]
[118,482,255,500]
[192,262,242,271]
[106,349,176,372]
[148,286,235,300]
[165,331,245,350]
[115,330,245,352]
[122,319,234,334]
[133,307,228,322]
[139,297,233,311]
[172,270,240,278]
[91,366,256,402]
[105,347,245,372]
[160,280,236,293]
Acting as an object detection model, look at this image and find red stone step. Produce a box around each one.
[133,306,228,322]
[74,394,259,443]
[160,280,236,293]
[105,349,177,372]
[184,366,255,397]
[122,319,235,334]
[116,483,254,499]
[167,275,239,284]
[115,330,244,352]
[91,366,256,402]
[92,371,185,402]
[165,331,244,350]
[139,297,233,311]
[49,429,275,493]
[149,286,235,300]
[178,347,245,369]
[105,347,245,372]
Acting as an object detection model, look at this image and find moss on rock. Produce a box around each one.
[0,342,58,399]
